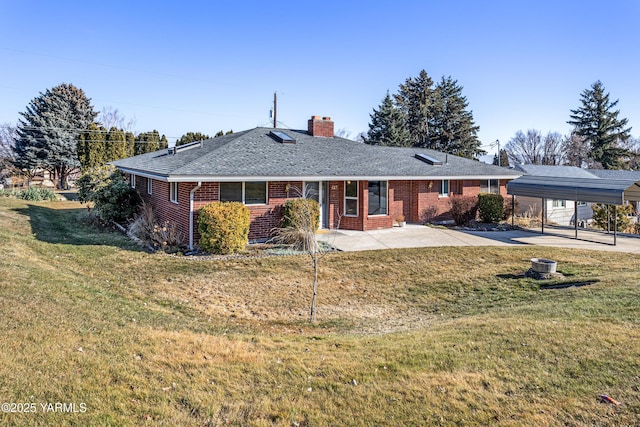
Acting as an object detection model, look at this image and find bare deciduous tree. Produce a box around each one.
[562,133,591,167]
[505,129,565,165]
[0,123,17,180]
[98,106,136,132]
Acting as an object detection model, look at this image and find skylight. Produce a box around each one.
[415,153,443,165]
[270,130,296,143]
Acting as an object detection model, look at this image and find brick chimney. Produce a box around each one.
[307,115,334,138]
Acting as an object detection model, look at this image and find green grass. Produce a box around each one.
[0,197,639,426]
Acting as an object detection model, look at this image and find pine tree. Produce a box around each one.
[492,149,509,167]
[567,80,631,169]
[365,92,410,146]
[125,132,135,157]
[106,127,128,162]
[16,83,97,188]
[78,123,107,169]
[176,132,210,146]
[429,76,483,158]
[395,69,435,147]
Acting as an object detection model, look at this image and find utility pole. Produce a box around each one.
[273,92,277,128]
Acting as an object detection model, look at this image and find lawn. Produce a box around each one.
[0,197,638,426]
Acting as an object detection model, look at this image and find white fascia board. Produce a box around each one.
[163,174,523,182]
[115,168,169,181]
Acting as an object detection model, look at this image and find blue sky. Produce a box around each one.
[1,0,639,158]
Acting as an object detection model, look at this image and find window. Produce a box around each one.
[368,181,388,215]
[245,182,267,205]
[220,182,243,202]
[147,178,152,195]
[480,179,500,194]
[169,182,178,204]
[220,182,267,205]
[130,174,136,188]
[439,180,449,197]
[345,180,358,216]
[577,201,587,207]
[552,199,566,208]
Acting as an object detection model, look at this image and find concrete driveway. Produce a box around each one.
[317,224,640,253]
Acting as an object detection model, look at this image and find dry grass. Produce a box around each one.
[0,198,639,426]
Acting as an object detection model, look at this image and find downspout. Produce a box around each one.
[189,181,202,250]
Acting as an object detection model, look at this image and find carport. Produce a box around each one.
[507,175,640,245]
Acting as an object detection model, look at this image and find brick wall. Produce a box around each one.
[128,175,514,245]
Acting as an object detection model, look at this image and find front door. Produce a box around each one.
[304,181,329,229]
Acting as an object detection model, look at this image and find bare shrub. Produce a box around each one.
[128,202,185,253]
[420,206,438,223]
[449,195,478,225]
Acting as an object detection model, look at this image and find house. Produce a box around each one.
[512,164,640,226]
[112,116,521,248]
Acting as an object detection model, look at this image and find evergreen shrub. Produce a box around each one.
[198,202,250,254]
[478,193,504,223]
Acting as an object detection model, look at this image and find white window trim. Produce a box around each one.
[170,182,178,204]
[439,179,450,197]
[218,181,269,205]
[130,174,136,188]
[147,178,152,195]
[367,180,388,216]
[344,180,358,217]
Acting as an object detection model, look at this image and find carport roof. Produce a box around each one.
[507,175,640,205]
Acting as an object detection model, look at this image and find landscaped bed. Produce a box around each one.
[0,198,638,426]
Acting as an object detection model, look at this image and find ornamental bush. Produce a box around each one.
[282,198,320,230]
[91,170,141,223]
[449,195,478,225]
[478,193,504,223]
[198,202,250,254]
[591,203,632,232]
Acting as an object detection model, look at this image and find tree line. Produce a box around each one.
[1,83,224,189]
[503,80,636,170]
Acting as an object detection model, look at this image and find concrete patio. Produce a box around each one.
[317,223,640,253]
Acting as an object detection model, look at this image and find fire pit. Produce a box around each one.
[530,258,557,274]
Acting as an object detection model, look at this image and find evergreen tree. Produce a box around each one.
[395,69,435,147]
[16,83,97,188]
[567,81,631,169]
[365,92,410,146]
[134,130,166,155]
[429,76,483,158]
[105,127,128,162]
[176,132,210,146]
[78,123,107,169]
[492,149,509,167]
[125,132,135,157]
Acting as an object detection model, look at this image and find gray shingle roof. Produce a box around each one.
[514,164,599,179]
[587,169,640,180]
[112,127,521,181]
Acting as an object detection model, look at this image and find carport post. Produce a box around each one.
[614,205,617,246]
[541,197,545,234]
[574,198,578,239]
[511,195,515,227]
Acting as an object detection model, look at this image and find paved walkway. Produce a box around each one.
[317,224,640,253]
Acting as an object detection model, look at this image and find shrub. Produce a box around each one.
[127,202,185,253]
[478,193,504,223]
[591,203,632,232]
[91,170,141,223]
[19,187,58,201]
[449,195,478,225]
[282,198,320,230]
[76,166,114,203]
[198,202,250,254]
[502,196,518,220]
[276,198,321,251]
